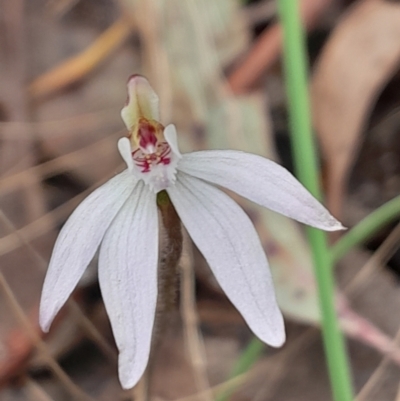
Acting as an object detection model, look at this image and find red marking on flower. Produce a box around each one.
[132,142,172,173]
[138,120,157,150]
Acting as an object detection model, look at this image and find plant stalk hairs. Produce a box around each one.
[39,75,344,389]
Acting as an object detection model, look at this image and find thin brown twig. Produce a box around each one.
[252,329,317,401]
[174,367,252,401]
[0,167,126,256]
[344,222,400,295]
[66,302,117,362]
[355,327,400,401]
[0,188,91,256]
[24,379,56,401]
[180,232,212,401]
[0,108,119,140]
[0,129,122,197]
[174,328,316,401]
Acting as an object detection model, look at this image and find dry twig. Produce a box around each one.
[180,233,212,401]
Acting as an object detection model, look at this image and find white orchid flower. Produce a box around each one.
[39,75,343,389]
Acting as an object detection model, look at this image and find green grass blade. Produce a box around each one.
[277,1,354,400]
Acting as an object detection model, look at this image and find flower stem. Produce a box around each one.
[157,190,183,315]
[142,191,182,399]
[277,1,354,400]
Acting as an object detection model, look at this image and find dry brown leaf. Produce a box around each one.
[312,0,400,218]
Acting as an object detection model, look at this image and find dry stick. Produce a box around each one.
[174,371,251,401]
[24,379,56,401]
[355,328,400,401]
[0,108,119,140]
[0,129,122,198]
[175,373,251,401]
[0,185,92,256]
[180,233,212,401]
[174,328,316,401]
[0,209,117,363]
[0,271,95,401]
[29,17,132,99]
[0,166,127,256]
[251,329,317,401]
[65,302,117,362]
[344,222,400,295]
[228,0,333,94]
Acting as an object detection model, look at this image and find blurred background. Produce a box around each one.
[1,0,400,400]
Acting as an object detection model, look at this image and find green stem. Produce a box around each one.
[331,195,400,263]
[277,1,354,400]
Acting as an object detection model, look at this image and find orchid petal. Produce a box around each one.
[99,181,158,389]
[178,150,344,231]
[39,171,137,332]
[121,75,159,131]
[164,124,182,158]
[118,137,134,171]
[167,173,285,346]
